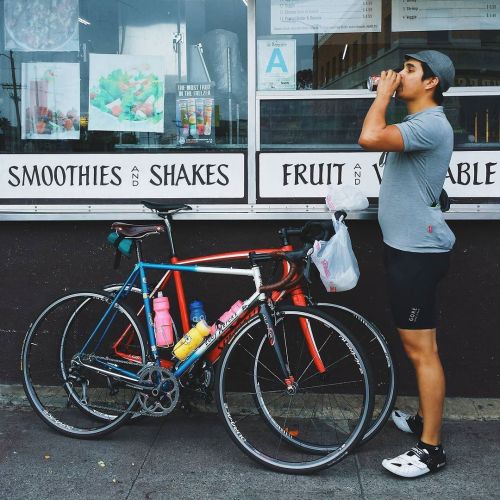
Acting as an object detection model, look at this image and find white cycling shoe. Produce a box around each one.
[382,445,446,478]
[391,409,423,436]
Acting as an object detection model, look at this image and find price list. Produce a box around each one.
[271,0,381,34]
[392,0,500,31]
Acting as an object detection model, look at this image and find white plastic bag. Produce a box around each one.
[311,217,360,292]
[326,185,369,212]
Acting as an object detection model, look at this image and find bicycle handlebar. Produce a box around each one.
[250,242,313,292]
[278,211,347,245]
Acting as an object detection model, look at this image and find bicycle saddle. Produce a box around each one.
[111,222,165,238]
[142,201,192,213]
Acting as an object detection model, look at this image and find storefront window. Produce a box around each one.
[0,0,248,153]
[260,96,500,149]
[256,0,500,91]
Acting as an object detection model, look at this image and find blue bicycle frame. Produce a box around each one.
[78,260,264,385]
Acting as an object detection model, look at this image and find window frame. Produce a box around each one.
[1,0,500,220]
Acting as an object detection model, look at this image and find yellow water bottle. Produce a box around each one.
[173,320,211,361]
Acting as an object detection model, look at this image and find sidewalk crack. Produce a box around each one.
[125,420,164,500]
[354,454,367,500]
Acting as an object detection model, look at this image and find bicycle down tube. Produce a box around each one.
[111,246,326,374]
[79,260,294,386]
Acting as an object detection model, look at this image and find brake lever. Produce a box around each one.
[303,256,313,284]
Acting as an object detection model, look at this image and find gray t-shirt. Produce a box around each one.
[378,106,455,253]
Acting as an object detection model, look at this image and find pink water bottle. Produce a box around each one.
[210,300,244,335]
[153,292,174,347]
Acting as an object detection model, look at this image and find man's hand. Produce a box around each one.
[358,69,404,152]
[376,70,401,100]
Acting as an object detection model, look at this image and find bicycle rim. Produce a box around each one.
[22,291,146,438]
[316,302,397,445]
[216,306,374,473]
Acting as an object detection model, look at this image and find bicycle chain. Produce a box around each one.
[70,356,179,417]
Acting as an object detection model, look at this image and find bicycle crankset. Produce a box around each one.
[137,366,179,417]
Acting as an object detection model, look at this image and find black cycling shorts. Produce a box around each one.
[383,243,451,330]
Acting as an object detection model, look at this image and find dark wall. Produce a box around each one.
[1,218,499,397]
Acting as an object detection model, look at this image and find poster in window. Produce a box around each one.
[4,0,79,52]
[257,39,296,90]
[21,63,80,140]
[175,83,215,146]
[88,54,166,133]
[392,1,500,32]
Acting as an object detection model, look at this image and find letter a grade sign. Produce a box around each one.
[257,39,296,91]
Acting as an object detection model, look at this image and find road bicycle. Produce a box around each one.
[22,237,374,473]
[101,201,396,446]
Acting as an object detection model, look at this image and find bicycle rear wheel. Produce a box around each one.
[316,302,397,446]
[22,291,147,438]
[216,305,374,474]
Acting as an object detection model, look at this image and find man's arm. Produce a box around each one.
[358,70,404,152]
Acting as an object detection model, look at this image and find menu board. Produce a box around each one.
[21,63,80,140]
[88,54,166,133]
[175,83,215,146]
[257,39,296,90]
[271,0,381,34]
[392,0,500,32]
[4,0,79,52]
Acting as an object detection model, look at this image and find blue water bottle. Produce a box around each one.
[189,300,207,327]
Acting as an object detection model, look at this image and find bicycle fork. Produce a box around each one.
[258,303,296,393]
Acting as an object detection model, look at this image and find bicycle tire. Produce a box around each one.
[215,305,374,474]
[22,291,147,439]
[58,292,149,423]
[316,302,398,446]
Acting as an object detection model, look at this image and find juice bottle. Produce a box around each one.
[173,320,211,361]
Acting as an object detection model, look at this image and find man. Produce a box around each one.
[358,50,456,478]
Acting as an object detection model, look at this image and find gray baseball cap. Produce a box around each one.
[404,50,455,92]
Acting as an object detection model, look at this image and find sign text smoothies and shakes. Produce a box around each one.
[0,154,245,199]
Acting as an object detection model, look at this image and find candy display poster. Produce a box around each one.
[21,62,80,140]
[4,0,79,52]
[88,54,166,133]
[175,83,215,146]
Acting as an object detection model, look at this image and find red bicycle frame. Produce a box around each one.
[113,244,326,374]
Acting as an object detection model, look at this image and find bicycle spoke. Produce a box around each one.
[218,307,373,473]
[296,331,334,383]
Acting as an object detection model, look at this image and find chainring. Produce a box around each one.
[137,365,179,417]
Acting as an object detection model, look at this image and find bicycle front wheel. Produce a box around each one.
[316,302,397,446]
[216,306,374,474]
[22,291,147,438]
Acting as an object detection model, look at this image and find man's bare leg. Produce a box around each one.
[398,328,445,445]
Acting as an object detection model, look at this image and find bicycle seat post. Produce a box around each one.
[162,214,177,258]
[135,239,144,263]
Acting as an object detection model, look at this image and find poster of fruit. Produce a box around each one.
[175,83,215,146]
[4,0,79,52]
[88,54,166,133]
[21,62,80,140]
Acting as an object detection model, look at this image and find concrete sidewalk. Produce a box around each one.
[0,405,499,500]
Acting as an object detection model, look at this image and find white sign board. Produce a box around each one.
[271,0,382,35]
[392,0,500,32]
[257,39,296,91]
[0,154,245,199]
[259,152,500,199]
